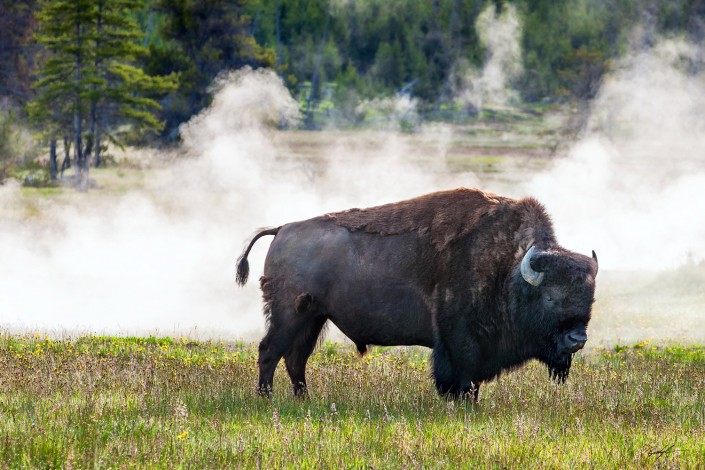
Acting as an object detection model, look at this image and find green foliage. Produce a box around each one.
[5,0,705,142]
[0,108,20,166]
[28,0,177,178]
[516,0,639,102]
[29,0,96,131]
[145,0,276,138]
[13,167,54,187]
[87,0,178,137]
[1,335,704,467]
[0,103,40,171]
[248,0,487,107]
[246,0,700,123]
[0,0,39,104]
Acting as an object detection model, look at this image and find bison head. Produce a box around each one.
[518,246,598,383]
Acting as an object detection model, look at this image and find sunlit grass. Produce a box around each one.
[1,335,704,467]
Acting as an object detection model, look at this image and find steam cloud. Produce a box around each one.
[529,38,705,271]
[0,68,464,339]
[526,38,705,345]
[2,33,704,345]
[453,3,523,111]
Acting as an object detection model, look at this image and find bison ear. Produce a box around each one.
[521,246,544,287]
[592,250,599,276]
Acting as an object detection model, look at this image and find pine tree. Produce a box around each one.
[29,0,95,185]
[29,0,177,187]
[151,0,276,137]
[87,0,177,167]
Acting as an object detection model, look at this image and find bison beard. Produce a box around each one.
[236,188,598,400]
[547,353,572,384]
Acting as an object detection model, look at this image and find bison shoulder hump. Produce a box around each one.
[323,188,513,250]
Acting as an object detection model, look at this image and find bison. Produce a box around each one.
[236,188,598,399]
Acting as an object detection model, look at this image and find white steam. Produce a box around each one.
[529,38,705,271]
[453,3,523,111]
[354,95,421,132]
[527,37,705,345]
[0,68,460,339]
[2,33,705,345]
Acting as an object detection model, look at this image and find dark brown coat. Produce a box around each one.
[236,188,598,398]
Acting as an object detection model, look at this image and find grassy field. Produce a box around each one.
[3,117,705,468]
[1,335,703,468]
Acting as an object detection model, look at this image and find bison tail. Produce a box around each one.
[235,226,280,286]
[235,256,250,287]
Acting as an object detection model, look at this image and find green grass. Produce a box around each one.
[1,335,704,468]
[20,187,63,197]
[446,155,505,173]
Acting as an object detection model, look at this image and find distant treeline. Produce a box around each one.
[1,0,704,155]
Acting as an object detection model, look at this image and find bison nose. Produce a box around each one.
[567,333,587,352]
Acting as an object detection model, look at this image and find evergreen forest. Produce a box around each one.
[1,0,704,185]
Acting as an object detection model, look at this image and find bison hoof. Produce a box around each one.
[437,383,479,402]
[443,390,478,402]
[292,383,309,398]
[257,384,273,398]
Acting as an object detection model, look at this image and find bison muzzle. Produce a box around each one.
[236,188,598,399]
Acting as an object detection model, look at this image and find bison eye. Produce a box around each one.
[544,294,553,302]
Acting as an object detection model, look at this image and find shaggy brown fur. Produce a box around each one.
[324,188,546,252]
[236,187,597,399]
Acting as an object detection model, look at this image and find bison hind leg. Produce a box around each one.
[284,315,328,397]
[257,286,327,397]
[257,294,316,397]
[257,331,284,397]
[355,342,368,356]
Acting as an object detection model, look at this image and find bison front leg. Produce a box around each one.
[432,341,481,400]
[431,308,484,401]
[431,340,456,395]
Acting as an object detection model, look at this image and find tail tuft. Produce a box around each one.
[236,256,249,286]
[235,226,280,287]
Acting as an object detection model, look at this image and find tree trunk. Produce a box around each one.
[73,5,85,189]
[84,135,93,167]
[73,102,83,182]
[49,138,58,181]
[89,103,98,168]
[93,126,101,168]
[90,1,103,168]
[60,135,71,177]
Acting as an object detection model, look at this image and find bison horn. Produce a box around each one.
[521,246,544,287]
[592,250,599,275]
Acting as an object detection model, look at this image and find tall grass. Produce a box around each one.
[1,334,703,468]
